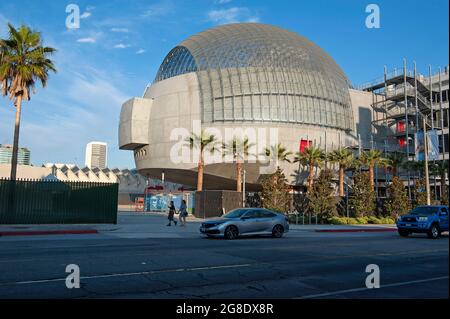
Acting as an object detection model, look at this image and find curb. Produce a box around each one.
[0,229,98,237]
[315,228,397,233]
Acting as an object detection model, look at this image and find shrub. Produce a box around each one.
[367,216,379,224]
[306,169,338,220]
[347,218,360,225]
[385,176,410,218]
[356,217,369,224]
[349,172,376,217]
[327,216,396,225]
[261,167,291,213]
[328,216,348,225]
[380,217,396,224]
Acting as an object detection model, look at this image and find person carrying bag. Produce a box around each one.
[179,200,188,226]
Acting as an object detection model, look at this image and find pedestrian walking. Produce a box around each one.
[179,200,188,226]
[167,201,177,226]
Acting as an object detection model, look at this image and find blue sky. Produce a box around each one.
[0,0,448,168]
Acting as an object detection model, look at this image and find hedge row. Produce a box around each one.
[327,216,396,225]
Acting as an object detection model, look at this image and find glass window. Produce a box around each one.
[258,210,277,218]
[242,210,259,219]
[410,206,439,215]
[223,209,249,218]
[153,24,355,132]
[154,46,197,83]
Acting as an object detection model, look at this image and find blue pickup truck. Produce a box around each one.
[397,205,449,239]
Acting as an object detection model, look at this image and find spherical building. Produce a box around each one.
[119,23,360,190]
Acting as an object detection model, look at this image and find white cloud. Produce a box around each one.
[0,64,133,168]
[80,12,92,19]
[136,49,146,54]
[111,27,129,33]
[141,1,174,19]
[216,0,232,4]
[67,71,129,110]
[114,43,131,49]
[77,37,96,43]
[207,7,260,25]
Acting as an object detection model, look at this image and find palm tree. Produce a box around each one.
[222,137,254,192]
[360,149,391,188]
[263,143,293,169]
[403,160,424,177]
[428,161,448,202]
[0,23,56,180]
[438,160,448,203]
[185,130,220,191]
[294,146,325,191]
[328,148,354,197]
[386,152,406,177]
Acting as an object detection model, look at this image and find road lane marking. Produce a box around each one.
[295,276,450,299]
[0,263,252,286]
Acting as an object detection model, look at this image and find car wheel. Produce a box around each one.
[272,225,284,238]
[398,229,410,237]
[224,226,239,240]
[427,224,440,239]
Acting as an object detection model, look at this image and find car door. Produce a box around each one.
[258,210,277,232]
[239,210,261,234]
[439,207,449,231]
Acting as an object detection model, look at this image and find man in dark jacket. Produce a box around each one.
[167,201,177,226]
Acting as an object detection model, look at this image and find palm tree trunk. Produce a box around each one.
[339,166,345,197]
[441,170,446,202]
[236,161,242,192]
[10,95,22,180]
[197,152,204,191]
[369,164,375,188]
[308,163,314,191]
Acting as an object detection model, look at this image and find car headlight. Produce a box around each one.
[418,216,428,222]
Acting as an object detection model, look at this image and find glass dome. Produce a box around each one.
[154,23,354,131]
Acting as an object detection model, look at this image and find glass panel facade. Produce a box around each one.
[153,23,354,131]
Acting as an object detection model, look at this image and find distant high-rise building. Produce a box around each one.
[0,144,31,165]
[85,142,107,169]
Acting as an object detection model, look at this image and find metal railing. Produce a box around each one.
[355,65,448,91]
[0,179,118,224]
[287,211,318,225]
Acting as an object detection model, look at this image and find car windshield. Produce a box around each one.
[223,209,249,218]
[410,206,439,215]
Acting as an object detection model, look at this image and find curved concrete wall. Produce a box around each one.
[119,72,360,189]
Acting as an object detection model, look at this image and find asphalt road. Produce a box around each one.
[0,221,448,299]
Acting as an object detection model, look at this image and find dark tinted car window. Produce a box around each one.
[224,209,249,218]
[440,207,449,214]
[259,210,276,218]
[410,206,439,215]
[243,210,260,219]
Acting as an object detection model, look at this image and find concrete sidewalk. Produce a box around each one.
[0,211,397,238]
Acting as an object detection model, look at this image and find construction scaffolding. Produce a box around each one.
[357,60,449,201]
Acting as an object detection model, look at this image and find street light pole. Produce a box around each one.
[242,169,246,207]
[423,117,431,205]
[345,183,349,218]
